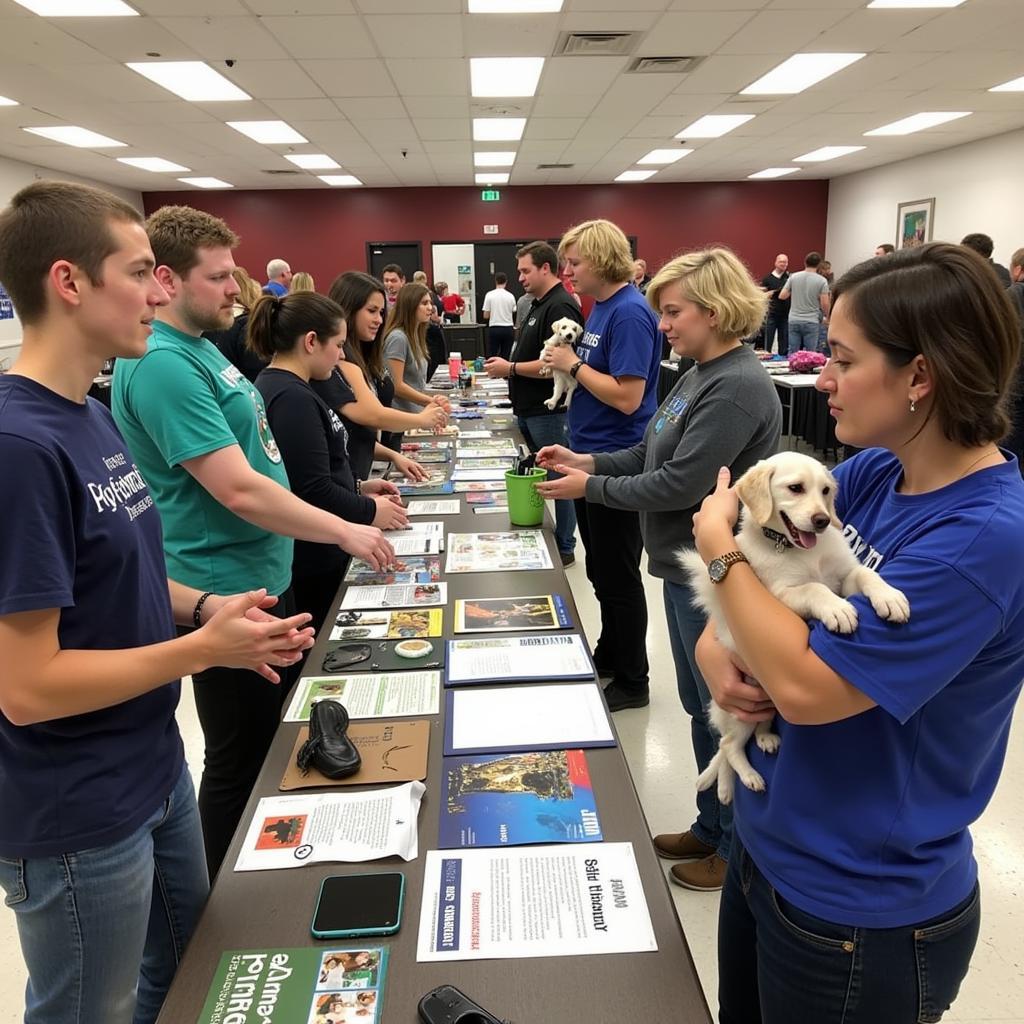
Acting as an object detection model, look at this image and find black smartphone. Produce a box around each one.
[418,984,508,1024]
[310,872,405,940]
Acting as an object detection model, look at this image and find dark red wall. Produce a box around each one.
[143,180,829,290]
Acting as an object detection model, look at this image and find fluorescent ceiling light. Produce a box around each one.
[475,172,510,184]
[794,145,865,162]
[471,57,544,98]
[284,153,340,170]
[319,175,363,187]
[637,148,693,165]
[742,53,865,95]
[227,120,307,144]
[474,151,516,167]
[178,177,233,189]
[469,0,562,10]
[24,125,125,148]
[12,0,137,13]
[615,170,656,182]
[0,96,18,106]
[990,75,1024,92]
[748,167,799,179]
[864,110,970,135]
[867,0,965,7]
[117,156,190,172]
[126,62,250,102]
[676,114,754,138]
[473,118,527,142]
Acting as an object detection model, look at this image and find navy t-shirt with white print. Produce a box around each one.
[0,376,183,859]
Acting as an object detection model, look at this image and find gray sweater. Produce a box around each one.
[586,344,782,583]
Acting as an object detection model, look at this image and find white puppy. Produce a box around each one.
[678,451,910,803]
[539,317,585,410]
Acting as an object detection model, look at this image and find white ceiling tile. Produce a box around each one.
[56,19,200,63]
[644,11,755,54]
[423,140,471,156]
[626,116,692,138]
[156,17,290,61]
[291,121,365,146]
[259,17,376,59]
[415,119,472,141]
[225,60,324,98]
[560,11,661,30]
[264,97,344,121]
[591,73,680,117]
[525,118,586,140]
[133,0,251,13]
[674,54,777,93]
[305,60,397,97]
[404,95,471,118]
[354,117,418,142]
[717,9,850,55]
[540,56,624,96]
[334,97,409,120]
[648,92,731,116]
[355,0,459,10]
[461,15,560,57]
[364,15,465,58]
[386,59,467,97]
[530,92,599,117]
[0,17,103,64]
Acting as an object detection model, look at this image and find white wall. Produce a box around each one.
[826,127,1024,277]
[431,243,477,323]
[0,153,144,365]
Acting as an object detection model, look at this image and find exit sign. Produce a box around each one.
[481,189,501,201]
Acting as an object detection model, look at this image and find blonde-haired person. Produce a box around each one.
[288,271,315,294]
[540,218,662,713]
[537,247,782,891]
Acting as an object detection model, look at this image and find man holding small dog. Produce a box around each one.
[484,241,583,566]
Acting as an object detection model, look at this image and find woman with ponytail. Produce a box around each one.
[250,292,409,632]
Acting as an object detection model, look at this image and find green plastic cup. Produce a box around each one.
[504,468,547,527]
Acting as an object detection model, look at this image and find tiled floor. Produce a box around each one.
[1,548,1022,1022]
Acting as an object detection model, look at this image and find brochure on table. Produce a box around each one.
[344,554,441,586]
[452,480,506,492]
[284,673,441,723]
[439,748,602,848]
[234,782,424,871]
[383,521,446,555]
[330,608,443,641]
[338,582,447,611]
[198,947,389,1024]
[416,843,657,962]
[453,594,571,633]
[445,633,593,685]
[407,500,461,516]
[444,684,615,755]
[446,531,553,573]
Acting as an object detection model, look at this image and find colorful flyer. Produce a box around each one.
[283,672,441,723]
[330,608,443,641]
[344,554,442,586]
[453,594,571,633]
[445,531,553,573]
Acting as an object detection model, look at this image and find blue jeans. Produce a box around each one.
[763,314,789,356]
[789,321,820,353]
[663,579,732,860]
[517,412,577,555]
[719,836,980,1024]
[0,766,208,1024]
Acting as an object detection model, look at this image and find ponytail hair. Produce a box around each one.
[246,291,346,361]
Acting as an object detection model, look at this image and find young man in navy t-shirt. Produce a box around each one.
[542,219,661,711]
[0,182,314,1024]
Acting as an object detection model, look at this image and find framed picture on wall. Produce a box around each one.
[896,198,935,250]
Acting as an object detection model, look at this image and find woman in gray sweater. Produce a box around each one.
[537,247,782,892]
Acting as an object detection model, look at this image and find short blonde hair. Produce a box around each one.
[558,219,634,284]
[647,248,767,341]
[289,271,315,293]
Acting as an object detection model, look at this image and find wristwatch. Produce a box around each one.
[569,360,584,379]
[708,551,748,584]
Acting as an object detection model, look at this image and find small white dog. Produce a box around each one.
[678,451,910,804]
[539,317,585,410]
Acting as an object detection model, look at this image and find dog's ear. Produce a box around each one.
[825,470,842,529]
[734,461,775,525]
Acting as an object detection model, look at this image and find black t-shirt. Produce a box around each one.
[256,368,375,580]
[311,366,379,483]
[509,283,585,418]
[205,314,268,383]
[761,271,790,317]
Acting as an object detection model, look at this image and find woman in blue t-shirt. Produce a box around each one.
[690,242,1024,1023]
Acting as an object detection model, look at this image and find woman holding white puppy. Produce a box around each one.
[691,242,1024,1023]
[536,247,782,890]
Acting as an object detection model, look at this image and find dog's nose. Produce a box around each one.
[811,513,831,531]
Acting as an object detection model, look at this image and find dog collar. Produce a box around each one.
[762,526,793,551]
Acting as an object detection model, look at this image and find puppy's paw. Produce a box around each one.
[717,778,735,805]
[543,397,558,411]
[820,597,859,633]
[866,583,910,623]
[756,731,781,755]
[737,767,765,793]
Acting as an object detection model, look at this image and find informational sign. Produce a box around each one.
[483,224,499,234]
[481,189,500,201]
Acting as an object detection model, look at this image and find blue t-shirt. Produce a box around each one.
[0,377,183,858]
[263,281,287,296]
[567,284,661,453]
[736,447,1024,928]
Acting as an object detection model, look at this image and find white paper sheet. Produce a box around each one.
[338,583,447,610]
[234,782,425,871]
[407,500,461,516]
[384,521,446,554]
[446,634,593,685]
[284,673,441,723]
[416,843,657,961]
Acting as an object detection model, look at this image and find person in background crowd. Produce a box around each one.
[482,272,517,359]
[313,272,446,480]
[111,206,393,878]
[0,180,314,1024]
[536,247,781,891]
[874,243,895,257]
[692,242,1024,1023]
[961,233,1012,287]
[384,283,445,426]
[439,281,466,323]
[381,263,404,309]
[251,291,408,633]
[206,266,266,382]
[817,259,834,350]
[760,253,790,356]
[780,251,830,353]
[263,257,291,296]
[288,271,315,294]
[414,270,447,379]
[633,258,652,294]
[541,219,662,712]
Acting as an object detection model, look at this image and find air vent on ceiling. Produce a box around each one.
[537,163,575,170]
[554,31,640,57]
[627,55,704,74]
[263,168,303,175]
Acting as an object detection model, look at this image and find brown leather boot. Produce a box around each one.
[652,830,717,861]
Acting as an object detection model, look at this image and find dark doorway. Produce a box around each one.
[366,242,422,284]
[473,241,529,325]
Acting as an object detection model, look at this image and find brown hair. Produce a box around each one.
[832,242,1021,448]
[246,291,345,361]
[232,266,261,311]
[145,204,238,277]
[1010,247,1024,272]
[382,282,430,365]
[516,240,559,275]
[328,271,388,381]
[0,180,142,326]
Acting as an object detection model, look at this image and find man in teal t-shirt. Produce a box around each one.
[112,205,393,877]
